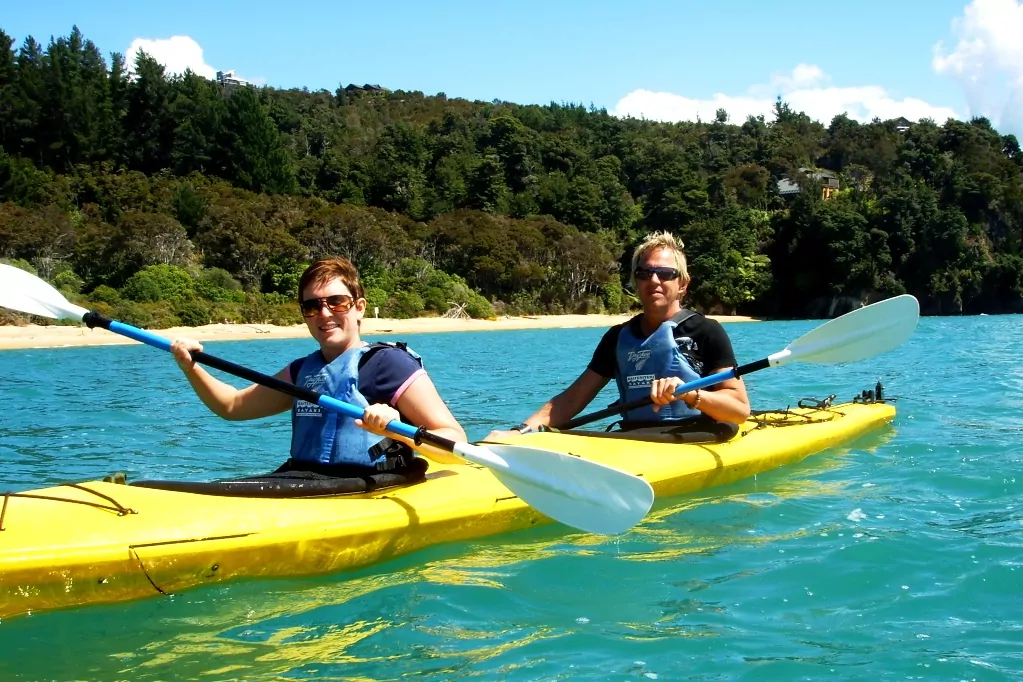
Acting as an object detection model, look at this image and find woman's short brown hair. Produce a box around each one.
[297,257,364,301]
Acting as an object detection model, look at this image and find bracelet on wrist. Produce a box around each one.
[689,389,702,410]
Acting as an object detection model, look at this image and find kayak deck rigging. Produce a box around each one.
[0,482,138,531]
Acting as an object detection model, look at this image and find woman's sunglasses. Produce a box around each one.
[300,294,354,317]
[634,266,681,282]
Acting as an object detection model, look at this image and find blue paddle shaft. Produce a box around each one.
[316,396,420,441]
[554,368,737,430]
[555,356,776,429]
[554,354,777,431]
[96,316,427,444]
[109,320,171,351]
[667,367,737,394]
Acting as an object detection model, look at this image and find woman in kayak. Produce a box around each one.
[171,256,467,477]
[488,231,750,438]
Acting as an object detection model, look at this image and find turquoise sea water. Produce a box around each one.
[1,316,1022,681]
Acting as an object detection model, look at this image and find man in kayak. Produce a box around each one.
[171,256,467,477]
[487,231,750,438]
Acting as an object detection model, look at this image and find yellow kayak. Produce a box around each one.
[0,399,895,619]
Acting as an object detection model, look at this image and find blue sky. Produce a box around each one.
[4,0,1023,135]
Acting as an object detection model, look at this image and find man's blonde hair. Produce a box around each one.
[629,231,690,291]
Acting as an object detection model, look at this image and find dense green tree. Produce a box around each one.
[195,200,303,289]
[369,123,428,218]
[122,263,195,302]
[12,37,45,163]
[298,203,414,271]
[221,86,297,195]
[485,114,538,192]
[465,154,509,213]
[171,71,225,176]
[105,53,128,165]
[2,24,1023,320]
[123,51,175,174]
[114,210,194,270]
[0,31,16,152]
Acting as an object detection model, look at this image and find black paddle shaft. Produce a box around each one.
[551,357,770,430]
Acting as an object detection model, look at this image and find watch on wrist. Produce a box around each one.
[511,422,534,433]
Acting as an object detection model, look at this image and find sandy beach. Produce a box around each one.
[0,314,757,351]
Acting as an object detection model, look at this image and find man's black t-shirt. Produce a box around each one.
[587,312,738,380]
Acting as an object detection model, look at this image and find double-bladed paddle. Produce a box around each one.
[0,264,655,536]
[554,294,920,430]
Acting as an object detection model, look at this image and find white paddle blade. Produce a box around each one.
[0,288,62,318]
[771,294,920,367]
[455,442,654,535]
[0,264,89,321]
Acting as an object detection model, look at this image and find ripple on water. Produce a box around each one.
[2,318,1023,679]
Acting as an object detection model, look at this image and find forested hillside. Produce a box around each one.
[2,26,1022,327]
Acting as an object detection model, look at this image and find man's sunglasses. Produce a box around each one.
[634,266,681,282]
[300,294,354,317]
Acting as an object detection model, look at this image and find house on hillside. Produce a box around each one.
[216,70,250,87]
[343,83,391,94]
[777,167,840,200]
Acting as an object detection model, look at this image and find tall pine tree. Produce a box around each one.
[220,86,296,195]
[106,52,128,166]
[171,70,225,176]
[123,50,174,174]
[0,30,16,154]
[13,37,44,164]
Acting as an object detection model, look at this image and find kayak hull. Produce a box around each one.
[0,400,895,618]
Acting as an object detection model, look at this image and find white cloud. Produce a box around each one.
[126,36,216,79]
[768,63,830,92]
[933,0,1023,137]
[613,64,961,127]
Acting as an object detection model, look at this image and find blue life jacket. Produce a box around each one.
[614,310,702,422]
[290,342,423,468]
